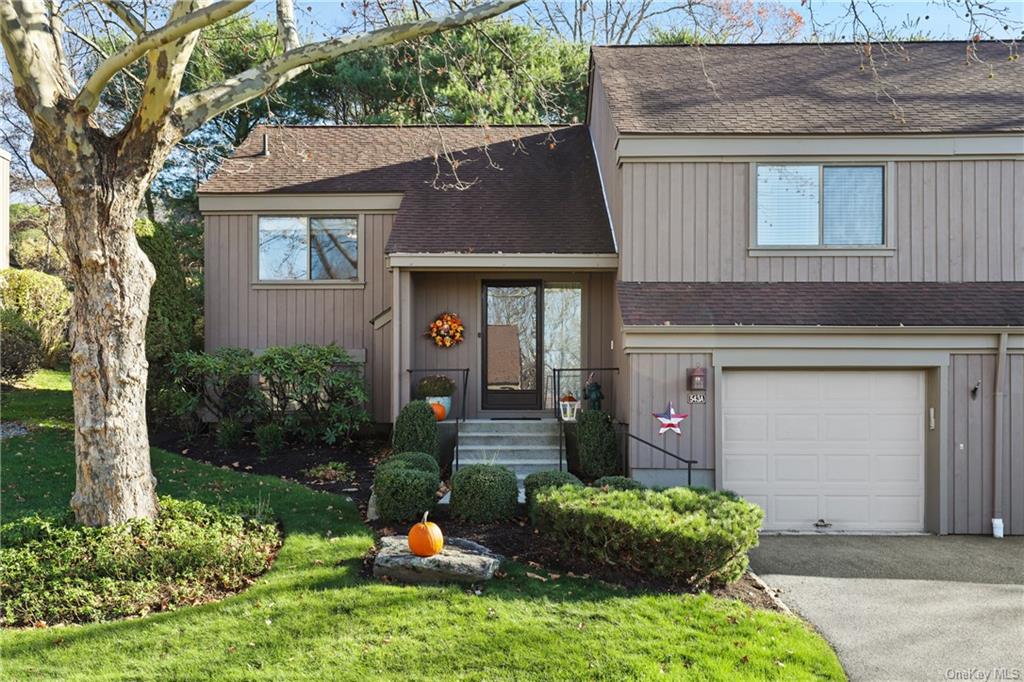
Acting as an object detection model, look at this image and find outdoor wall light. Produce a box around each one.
[687,367,707,391]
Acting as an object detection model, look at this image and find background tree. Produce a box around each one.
[0,0,524,527]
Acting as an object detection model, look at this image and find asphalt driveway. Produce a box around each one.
[750,535,1024,681]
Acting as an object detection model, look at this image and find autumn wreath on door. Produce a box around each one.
[426,312,465,348]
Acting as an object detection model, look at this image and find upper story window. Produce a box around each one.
[257,216,359,281]
[755,164,884,247]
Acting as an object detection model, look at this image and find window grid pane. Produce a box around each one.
[310,217,358,280]
[823,166,884,246]
[258,216,308,280]
[756,165,820,246]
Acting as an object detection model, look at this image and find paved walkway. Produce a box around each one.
[750,535,1024,682]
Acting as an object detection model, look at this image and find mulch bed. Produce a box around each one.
[156,431,779,611]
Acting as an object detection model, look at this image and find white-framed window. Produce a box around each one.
[257,216,359,282]
[755,164,885,247]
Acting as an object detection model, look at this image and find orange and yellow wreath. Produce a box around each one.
[427,312,465,348]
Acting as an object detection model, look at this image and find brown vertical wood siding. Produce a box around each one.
[619,160,1024,283]
[408,271,617,418]
[204,213,394,422]
[626,352,714,473]
[588,69,622,245]
[948,352,1024,535]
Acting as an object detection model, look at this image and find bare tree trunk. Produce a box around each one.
[36,128,161,526]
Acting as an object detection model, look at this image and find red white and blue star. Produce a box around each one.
[653,402,688,435]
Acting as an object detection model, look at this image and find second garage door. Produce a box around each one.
[721,369,925,532]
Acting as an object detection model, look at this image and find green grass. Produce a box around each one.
[0,372,845,681]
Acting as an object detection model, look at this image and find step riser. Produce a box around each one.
[455,462,564,477]
[457,448,562,462]
[459,434,561,447]
[459,420,559,434]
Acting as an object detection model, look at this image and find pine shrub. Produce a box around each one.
[575,410,619,480]
[592,475,644,491]
[523,470,582,520]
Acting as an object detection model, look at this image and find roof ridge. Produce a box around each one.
[592,39,1004,49]
[250,123,574,130]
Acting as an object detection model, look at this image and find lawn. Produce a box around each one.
[0,372,845,681]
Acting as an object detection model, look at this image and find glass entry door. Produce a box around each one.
[482,282,542,410]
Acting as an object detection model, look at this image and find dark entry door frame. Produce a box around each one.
[481,280,543,411]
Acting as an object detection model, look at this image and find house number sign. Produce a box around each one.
[688,394,705,404]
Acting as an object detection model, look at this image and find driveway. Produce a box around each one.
[750,535,1024,682]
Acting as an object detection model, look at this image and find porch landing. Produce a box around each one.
[441,419,563,506]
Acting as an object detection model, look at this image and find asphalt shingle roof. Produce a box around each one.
[199,125,615,255]
[592,42,1024,135]
[617,282,1024,327]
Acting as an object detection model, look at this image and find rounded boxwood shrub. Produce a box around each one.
[450,464,518,524]
[392,401,439,461]
[523,470,582,520]
[575,410,619,480]
[374,453,440,523]
[0,267,71,367]
[592,475,644,491]
[0,308,42,385]
[0,496,279,626]
[533,486,763,588]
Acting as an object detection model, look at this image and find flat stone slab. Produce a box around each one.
[373,536,504,584]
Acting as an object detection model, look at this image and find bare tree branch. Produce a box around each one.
[98,0,145,34]
[74,0,253,113]
[0,0,74,122]
[174,0,526,135]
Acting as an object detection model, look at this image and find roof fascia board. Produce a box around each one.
[615,134,1024,163]
[198,193,403,214]
[386,253,619,270]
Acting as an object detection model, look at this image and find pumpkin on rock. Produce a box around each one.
[408,511,444,557]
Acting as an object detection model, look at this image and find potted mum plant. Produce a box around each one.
[559,391,581,422]
[417,375,456,420]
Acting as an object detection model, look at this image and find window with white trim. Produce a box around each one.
[755,164,884,247]
[257,216,359,281]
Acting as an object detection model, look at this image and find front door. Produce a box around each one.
[482,281,542,410]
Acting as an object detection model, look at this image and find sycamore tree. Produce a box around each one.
[0,0,523,527]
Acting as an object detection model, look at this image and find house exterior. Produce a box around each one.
[199,41,1023,535]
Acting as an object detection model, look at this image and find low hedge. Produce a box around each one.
[533,486,763,587]
[0,497,279,626]
[450,464,518,524]
[592,476,644,491]
[0,308,42,385]
[373,452,440,522]
[523,470,582,520]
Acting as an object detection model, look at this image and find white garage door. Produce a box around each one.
[721,370,925,532]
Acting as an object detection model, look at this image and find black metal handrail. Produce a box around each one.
[624,432,697,487]
[406,368,470,471]
[552,367,619,472]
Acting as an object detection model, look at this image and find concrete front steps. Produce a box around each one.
[440,419,564,505]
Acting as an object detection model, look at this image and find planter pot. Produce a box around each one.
[424,396,452,420]
[559,400,581,422]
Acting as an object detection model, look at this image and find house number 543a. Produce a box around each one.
[688,394,705,404]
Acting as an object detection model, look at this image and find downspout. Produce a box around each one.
[992,332,1008,538]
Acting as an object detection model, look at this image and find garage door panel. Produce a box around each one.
[722,370,925,532]
[774,454,819,482]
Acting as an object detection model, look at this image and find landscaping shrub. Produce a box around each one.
[215,418,245,449]
[0,267,71,367]
[254,422,285,457]
[416,374,455,398]
[303,461,353,482]
[135,219,197,371]
[523,470,582,520]
[170,347,264,423]
[373,452,440,522]
[450,464,518,524]
[256,344,369,445]
[0,308,42,385]
[0,497,280,626]
[392,401,439,461]
[533,486,763,588]
[575,410,619,480]
[592,475,644,491]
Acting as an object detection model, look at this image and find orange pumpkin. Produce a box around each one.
[429,401,446,421]
[408,512,444,557]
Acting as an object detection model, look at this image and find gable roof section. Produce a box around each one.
[617,282,1024,328]
[591,42,1023,135]
[199,125,616,255]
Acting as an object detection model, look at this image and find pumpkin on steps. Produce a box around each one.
[429,401,446,421]
[408,511,444,557]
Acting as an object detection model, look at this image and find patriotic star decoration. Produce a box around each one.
[653,402,688,435]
